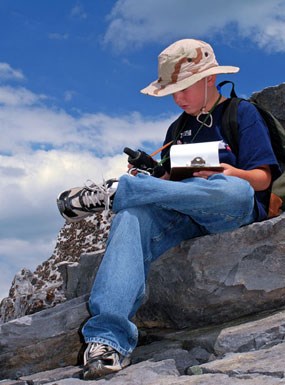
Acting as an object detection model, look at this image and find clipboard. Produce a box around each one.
[170,166,224,181]
[169,141,224,181]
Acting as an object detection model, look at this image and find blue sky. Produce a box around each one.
[1,0,285,300]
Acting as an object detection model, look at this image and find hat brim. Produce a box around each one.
[140,66,240,97]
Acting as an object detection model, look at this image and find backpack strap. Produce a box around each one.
[217,80,238,98]
[221,97,243,156]
[216,81,240,154]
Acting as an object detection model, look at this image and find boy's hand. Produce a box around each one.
[160,171,170,180]
[127,163,138,176]
[192,165,225,179]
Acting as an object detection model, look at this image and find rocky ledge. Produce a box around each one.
[1,213,285,384]
[1,305,285,384]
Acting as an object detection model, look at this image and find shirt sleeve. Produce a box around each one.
[236,101,282,181]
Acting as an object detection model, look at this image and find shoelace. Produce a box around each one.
[81,180,112,211]
[88,344,111,359]
[84,343,115,366]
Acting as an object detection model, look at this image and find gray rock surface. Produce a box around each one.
[0,296,89,379]
[55,213,285,329]
[251,82,285,125]
[1,310,285,383]
[135,213,285,328]
[189,341,285,379]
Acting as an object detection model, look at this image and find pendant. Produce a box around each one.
[196,111,213,128]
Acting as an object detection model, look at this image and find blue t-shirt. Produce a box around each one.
[161,99,282,221]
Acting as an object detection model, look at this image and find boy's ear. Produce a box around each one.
[207,75,217,86]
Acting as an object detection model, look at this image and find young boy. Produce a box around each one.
[57,39,281,380]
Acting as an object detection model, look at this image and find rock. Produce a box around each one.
[189,342,285,379]
[4,344,285,384]
[1,295,285,380]
[251,83,285,125]
[22,360,180,385]
[135,213,285,328]
[19,365,82,383]
[59,252,104,300]
[132,339,200,374]
[213,308,285,354]
[51,213,285,329]
[0,296,89,380]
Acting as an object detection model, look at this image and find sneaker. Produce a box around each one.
[83,343,131,380]
[57,178,118,223]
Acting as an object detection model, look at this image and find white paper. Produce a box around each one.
[170,141,222,168]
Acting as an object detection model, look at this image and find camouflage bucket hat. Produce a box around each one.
[140,39,239,97]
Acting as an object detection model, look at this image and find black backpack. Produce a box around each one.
[219,81,285,210]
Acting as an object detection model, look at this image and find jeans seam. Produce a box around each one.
[141,214,185,263]
[151,213,184,243]
[190,208,252,221]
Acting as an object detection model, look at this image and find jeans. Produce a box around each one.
[82,173,256,356]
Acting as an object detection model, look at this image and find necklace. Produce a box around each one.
[191,93,222,141]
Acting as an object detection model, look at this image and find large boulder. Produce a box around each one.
[135,213,285,328]
[0,295,89,380]
[59,213,285,329]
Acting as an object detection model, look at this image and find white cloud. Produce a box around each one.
[75,111,174,155]
[70,4,87,19]
[64,90,76,101]
[0,63,25,82]
[104,0,285,52]
[48,32,69,40]
[0,150,129,241]
[0,82,173,225]
[0,86,46,106]
[0,86,173,156]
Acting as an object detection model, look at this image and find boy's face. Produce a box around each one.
[172,78,206,116]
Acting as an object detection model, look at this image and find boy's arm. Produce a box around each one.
[221,163,272,191]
